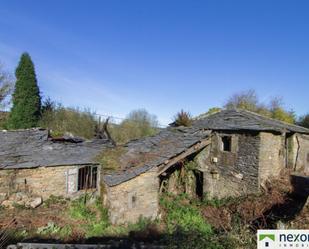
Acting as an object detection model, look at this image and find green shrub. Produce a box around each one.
[173,110,193,127]
[58,225,73,239]
[39,105,97,139]
[201,193,238,208]
[160,194,212,235]
[109,109,159,144]
[37,222,61,235]
[127,216,153,232]
[69,195,110,238]
[69,197,96,221]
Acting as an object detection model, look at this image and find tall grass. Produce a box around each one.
[68,196,109,238]
[160,193,212,235]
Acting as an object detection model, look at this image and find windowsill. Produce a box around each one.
[77,188,97,192]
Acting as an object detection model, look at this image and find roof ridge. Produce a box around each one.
[237,109,309,132]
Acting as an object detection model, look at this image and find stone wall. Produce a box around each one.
[197,131,260,198]
[258,132,285,185]
[287,134,309,175]
[103,169,159,225]
[0,165,99,200]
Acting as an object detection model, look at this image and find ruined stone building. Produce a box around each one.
[101,109,309,224]
[1,109,309,225]
[0,129,112,200]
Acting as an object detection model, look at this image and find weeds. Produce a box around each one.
[43,195,68,208]
[201,193,239,207]
[37,222,73,239]
[68,195,109,238]
[37,222,61,235]
[160,193,212,235]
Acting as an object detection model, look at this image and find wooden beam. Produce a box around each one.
[157,139,211,176]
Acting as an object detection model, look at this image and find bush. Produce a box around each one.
[160,193,212,235]
[68,195,110,238]
[201,193,238,208]
[39,104,97,139]
[173,110,193,127]
[69,196,96,221]
[110,109,159,144]
[298,114,309,128]
[0,111,8,129]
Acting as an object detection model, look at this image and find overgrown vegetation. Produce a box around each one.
[160,193,212,234]
[1,176,308,249]
[160,193,246,249]
[173,109,193,127]
[0,111,8,129]
[39,102,159,142]
[68,196,109,238]
[96,146,127,170]
[298,113,309,128]
[109,109,159,144]
[39,100,98,139]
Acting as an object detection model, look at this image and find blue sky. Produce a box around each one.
[0,0,308,125]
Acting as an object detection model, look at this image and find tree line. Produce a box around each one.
[0,53,159,143]
[1,52,309,144]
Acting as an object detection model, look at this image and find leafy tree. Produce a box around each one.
[224,89,258,112]
[7,53,41,129]
[0,63,14,110]
[41,96,56,114]
[110,109,159,144]
[298,114,309,129]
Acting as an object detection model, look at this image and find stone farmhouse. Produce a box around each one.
[1,109,309,224]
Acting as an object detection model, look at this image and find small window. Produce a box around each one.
[221,136,232,152]
[128,193,137,209]
[307,153,309,163]
[77,166,98,191]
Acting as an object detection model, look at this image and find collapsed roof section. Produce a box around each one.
[102,127,211,186]
[0,128,113,169]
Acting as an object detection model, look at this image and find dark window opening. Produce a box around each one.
[132,195,137,207]
[307,153,309,163]
[221,136,232,152]
[195,170,203,198]
[78,166,98,191]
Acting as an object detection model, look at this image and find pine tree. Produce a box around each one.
[7,53,41,129]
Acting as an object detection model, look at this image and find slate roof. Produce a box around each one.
[194,109,309,134]
[2,109,308,187]
[102,127,211,186]
[0,128,113,169]
[103,109,309,186]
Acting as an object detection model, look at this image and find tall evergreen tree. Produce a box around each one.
[7,53,41,129]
